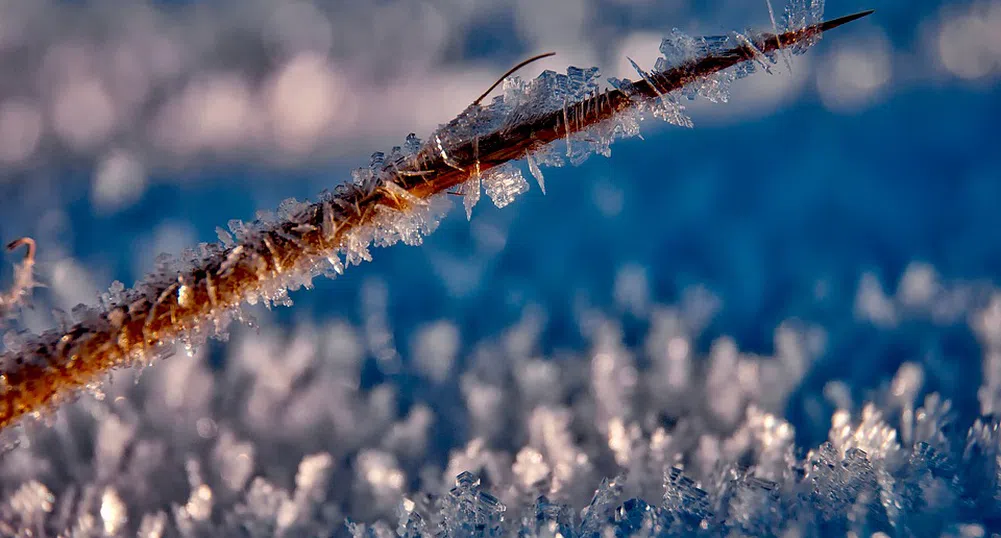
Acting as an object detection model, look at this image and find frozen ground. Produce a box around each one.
[1,0,1001,535]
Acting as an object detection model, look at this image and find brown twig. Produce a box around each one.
[0,11,873,432]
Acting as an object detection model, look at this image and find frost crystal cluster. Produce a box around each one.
[2,266,1001,536]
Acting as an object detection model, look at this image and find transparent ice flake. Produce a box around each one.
[462,173,481,220]
[216,226,233,247]
[663,467,711,526]
[343,229,374,267]
[525,153,546,195]
[784,0,826,53]
[615,498,667,537]
[579,476,622,538]
[398,498,428,538]
[628,58,692,129]
[442,471,506,538]
[482,164,529,209]
[277,197,309,221]
[404,133,421,154]
[227,219,251,241]
[657,29,700,70]
[530,496,573,538]
[566,66,601,101]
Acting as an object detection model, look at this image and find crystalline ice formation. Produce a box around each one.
[525,154,546,195]
[482,164,530,209]
[784,0,827,53]
[3,262,1000,536]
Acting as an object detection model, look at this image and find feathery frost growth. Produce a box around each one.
[2,263,1001,535]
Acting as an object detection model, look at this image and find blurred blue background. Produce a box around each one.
[0,0,999,450]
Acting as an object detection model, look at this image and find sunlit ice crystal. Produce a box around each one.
[578,475,622,538]
[560,101,643,167]
[397,496,429,538]
[784,0,826,53]
[514,496,566,538]
[462,170,481,220]
[442,471,507,538]
[500,66,599,129]
[805,443,893,533]
[662,467,711,530]
[525,153,546,195]
[626,57,693,129]
[482,163,529,209]
[7,265,1001,534]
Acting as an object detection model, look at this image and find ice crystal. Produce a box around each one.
[482,164,530,209]
[784,0,827,53]
[4,265,1001,535]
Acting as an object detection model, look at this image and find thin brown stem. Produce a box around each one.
[0,12,873,432]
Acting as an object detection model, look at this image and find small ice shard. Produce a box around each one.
[655,31,741,103]
[326,254,344,276]
[615,498,667,537]
[404,133,422,156]
[733,31,775,75]
[627,57,693,129]
[767,0,795,72]
[525,153,546,194]
[784,0,826,53]
[442,471,506,538]
[663,467,711,527]
[656,29,700,71]
[531,495,573,538]
[463,173,481,220]
[580,476,623,538]
[482,163,529,209]
[227,219,251,242]
[343,229,373,267]
[566,66,601,100]
[397,498,428,538]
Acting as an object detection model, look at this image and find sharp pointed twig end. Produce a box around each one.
[820,9,875,33]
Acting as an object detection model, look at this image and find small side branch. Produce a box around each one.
[0,237,37,320]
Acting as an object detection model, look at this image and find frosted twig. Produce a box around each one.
[0,10,873,432]
[766,0,795,72]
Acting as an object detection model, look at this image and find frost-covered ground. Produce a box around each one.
[2,0,1001,536]
[5,268,1001,536]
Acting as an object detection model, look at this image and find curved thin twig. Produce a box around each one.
[472,52,557,107]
